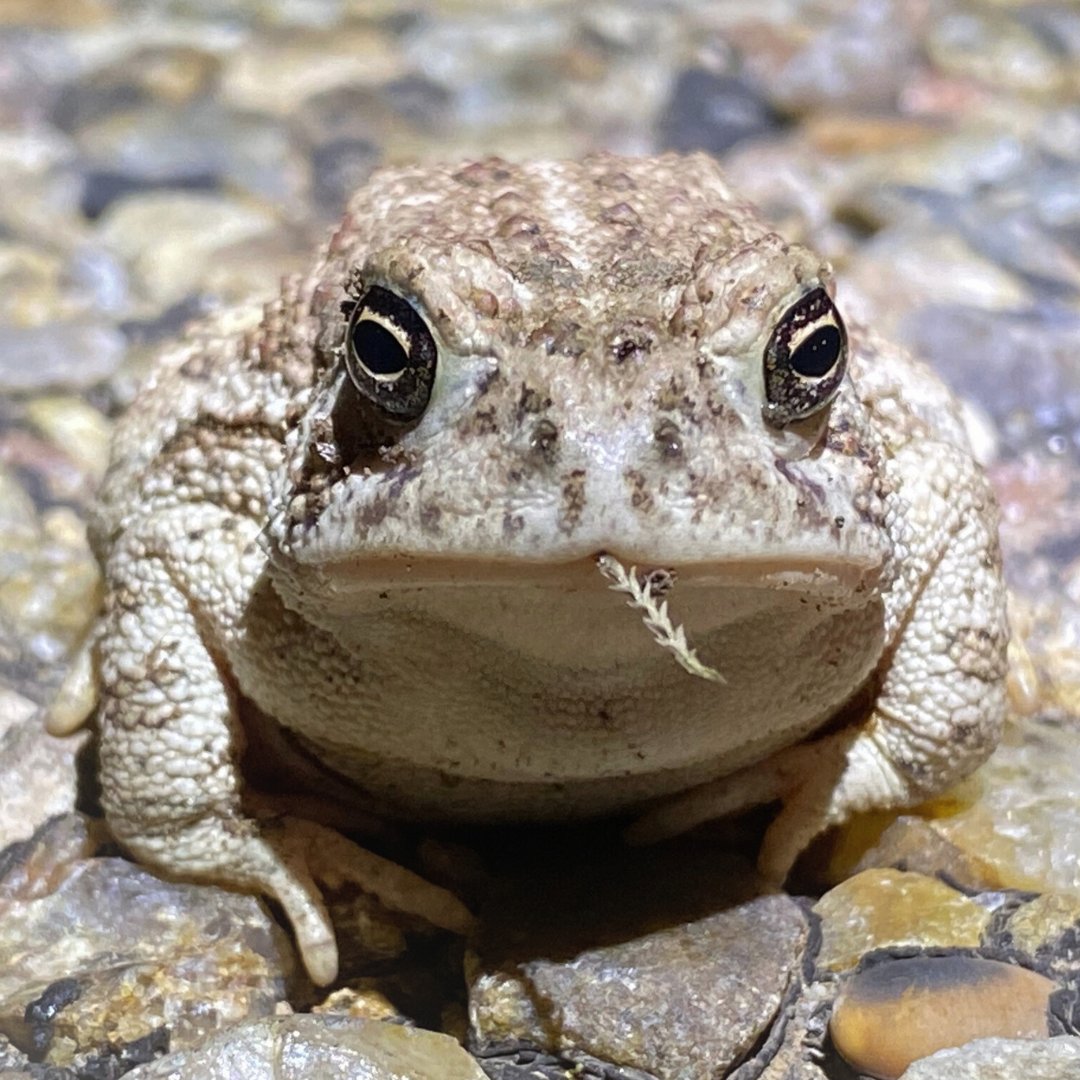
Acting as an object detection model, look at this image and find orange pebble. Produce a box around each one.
[829,955,1055,1080]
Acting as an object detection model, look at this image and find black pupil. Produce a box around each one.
[352,318,408,377]
[790,325,841,378]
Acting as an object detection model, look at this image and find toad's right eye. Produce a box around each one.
[761,287,847,429]
[344,286,437,425]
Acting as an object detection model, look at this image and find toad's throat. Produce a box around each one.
[253,584,888,807]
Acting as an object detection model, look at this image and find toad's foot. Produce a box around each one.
[263,812,475,959]
[624,730,875,881]
[110,813,473,986]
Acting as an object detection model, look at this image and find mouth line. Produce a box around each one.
[313,549,881,594]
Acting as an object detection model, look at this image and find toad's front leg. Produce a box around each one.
[627,440,1009,879]
[95,508,472,986]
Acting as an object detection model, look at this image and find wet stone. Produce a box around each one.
[926,715,1080,896]
[95,191,280,307]
[996,892,1080,984]
[77,101,300,206]
[0,322,126,393]
[746,977,833,1080]
[658,68,782,156]
[753,0,921,112]
[0,819,294,1069]
[0,695,86,850]
[219,27,405,117]
[844,815,1006,894]
[898,304,1080,461]
[78,168,220,221]
[309,137,380,221]
[839,226,1033,339]
[814,869,990,973]
[51,45,221,134]
[124,1015,488,1080]
[925,10,1069,96]
[469,846,810,1080]
[898,1035,1080,1080]
[830,955,1056,1080]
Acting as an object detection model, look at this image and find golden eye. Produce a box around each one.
[762,287,847,428]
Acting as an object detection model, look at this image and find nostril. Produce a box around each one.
[530,419,560,465]
[653,419,683,459]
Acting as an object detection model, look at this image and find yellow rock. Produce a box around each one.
[815,869,989,973]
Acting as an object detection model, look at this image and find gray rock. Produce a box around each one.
[0,822,294,1068]
[0,321,126,392]
[0,694,84,850]
[470,874,809,1080]
[94,191,281,306]
[125,1015,488,1080]
[658,69,781,156]
[899,1036,1080,1080]
[898,304,1080,459]
[762,0,921,112]
[77,101,298,205]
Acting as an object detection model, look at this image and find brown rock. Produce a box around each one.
[831,956,1055,1080]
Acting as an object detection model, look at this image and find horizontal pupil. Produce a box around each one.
[791,324,841,378]
[352,318,408,377]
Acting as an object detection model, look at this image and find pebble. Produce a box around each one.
[220,27,405,116]
[814,869,990,973]
[926,10,1068,96]
[77,101,301,206]
[899,1036,1080,1080]
[123,1015,488,1080]
[923,715,1080,896]
[658,68,782,155]
[835,815,1004,893]
[830,955,1056,1080]
[51,43,220,134]
[0,689,84,850]
[0,816,295,1069]
[839,227,1032,336]
[0,321,126,392]
[94,191,281,307]
[752,0,922,112]
[468,843,808,1079]
[898,304,1080,459]
[473,894,810,1077]
[25,396,112,484]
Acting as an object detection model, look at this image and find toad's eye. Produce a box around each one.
[343,285,437,425]
[762,287,847,428]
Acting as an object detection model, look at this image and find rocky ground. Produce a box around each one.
[1,1,1080,1078]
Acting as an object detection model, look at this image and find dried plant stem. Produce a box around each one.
[596,554,726,684]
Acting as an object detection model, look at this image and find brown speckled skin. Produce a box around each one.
[90,154,1008,985]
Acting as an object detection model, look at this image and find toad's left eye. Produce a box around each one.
[762,287,847,428]
[343,285,437,425]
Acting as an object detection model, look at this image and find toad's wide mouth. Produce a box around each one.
[296,547,885,597]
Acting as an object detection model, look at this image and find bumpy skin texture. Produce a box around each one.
[91,153,1008,985]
